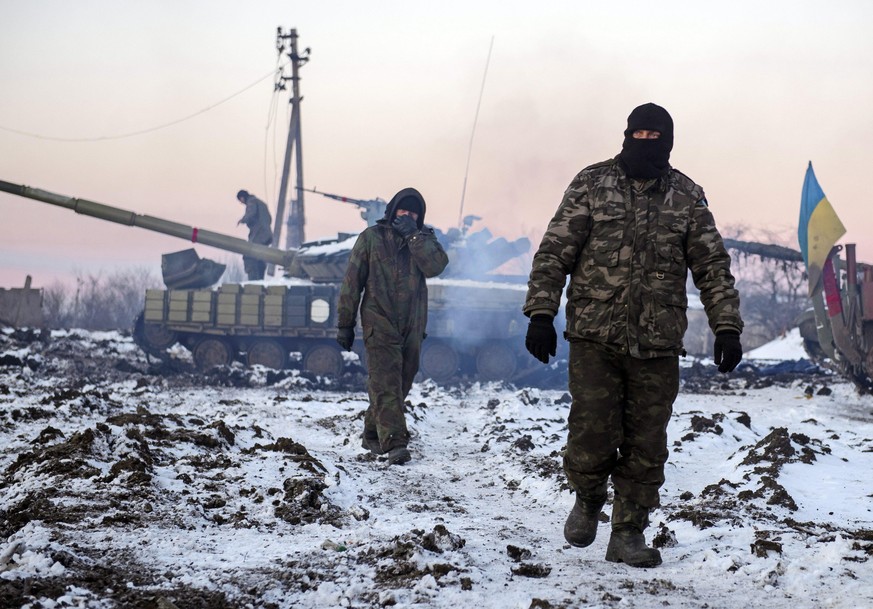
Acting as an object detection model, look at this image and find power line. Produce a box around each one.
[263,57,284,205]
[0,65,287,143]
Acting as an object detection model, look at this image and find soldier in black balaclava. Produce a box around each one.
[335,188,448,466]
[522,103,744,569]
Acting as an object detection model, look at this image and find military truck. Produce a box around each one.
[0,180,538,383]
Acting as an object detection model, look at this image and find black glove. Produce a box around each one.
[714,331,742,373]
[336,327,355,352]
[525,314,557,364]
[392,215,418,239]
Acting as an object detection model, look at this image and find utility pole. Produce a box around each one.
[272,27,309,256]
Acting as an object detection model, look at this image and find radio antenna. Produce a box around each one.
[457,36,494,229]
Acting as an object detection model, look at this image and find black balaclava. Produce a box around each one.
[618,103,674,179]
[395,196,423,217]
[384,188,427,229]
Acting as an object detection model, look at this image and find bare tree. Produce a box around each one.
[721,224,809,349]
[44,267,161,330]
[42,281,73,328]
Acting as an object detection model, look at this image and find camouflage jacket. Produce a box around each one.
[239,195,273,246]
[337,190,448,340]
[524,157,743,358]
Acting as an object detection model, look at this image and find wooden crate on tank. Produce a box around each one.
[216,290,239,326]
[144,289,167,322]
[240,293,262,326]
[264,292,284,327]
[190,290,214,323]
[167,290,190,322]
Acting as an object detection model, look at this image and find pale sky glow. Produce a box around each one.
[2,1,873,287]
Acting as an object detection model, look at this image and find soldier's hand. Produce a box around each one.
[336,327,355,352]
[525,314,557,364]
[392,215,418,239]
[714,331,742,373]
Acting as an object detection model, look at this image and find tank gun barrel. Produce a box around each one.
[303,187,387,227]
[0,180,296,268]
[722,238,803,263]
[303,187,372,207]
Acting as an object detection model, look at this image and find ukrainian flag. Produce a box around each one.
[798,162,845,295]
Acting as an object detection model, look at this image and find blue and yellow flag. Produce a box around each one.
[798,162,845,295]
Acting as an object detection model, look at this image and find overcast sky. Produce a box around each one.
[2,0,872,287]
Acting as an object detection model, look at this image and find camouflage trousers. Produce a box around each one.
[363,329,421,452]
[564,340,679,509]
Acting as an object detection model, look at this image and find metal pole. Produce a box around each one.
[292,97,305,248]
[273,101,298,252]
[288,29,305,248]
[270,27,309,272]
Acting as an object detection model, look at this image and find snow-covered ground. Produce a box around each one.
[746,327,807,362]
[0,328,871,608]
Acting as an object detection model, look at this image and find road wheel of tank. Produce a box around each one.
[133,312,177,358]
[476,341,518,381]
[192,337,233,370]
[420,340,460,384]
[246,339,288,370]
[303,343,344,377]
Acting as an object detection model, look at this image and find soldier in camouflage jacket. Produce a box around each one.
[523,103,743,567]
[236,190,273,280]
[336,188,448,465]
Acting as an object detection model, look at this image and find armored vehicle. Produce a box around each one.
[724,237,873,391]
[794,242,873,391]
[0,180,538,383]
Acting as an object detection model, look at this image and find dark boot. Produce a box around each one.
[605,495,661,568]
[361,431,383,455]
[564,489,606,547]
[605,528,662,567]
[386,446,411,465]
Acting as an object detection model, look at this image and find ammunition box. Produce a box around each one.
[144,291,166,322]
[264,293,284,327]
[191,295,213,322]
[168,291,190,319]
[216,293,237,325]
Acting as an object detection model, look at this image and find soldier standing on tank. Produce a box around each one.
[336,188,448,465]
[236,189,273,281]
[523,103,744,567]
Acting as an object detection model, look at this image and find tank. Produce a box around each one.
[0,180,542,383]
